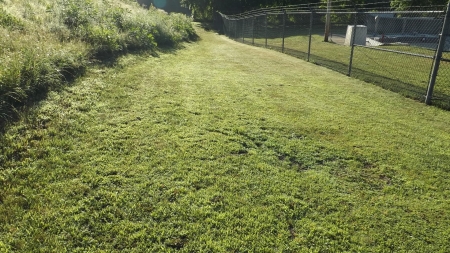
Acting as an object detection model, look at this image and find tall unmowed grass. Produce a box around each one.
[0,0,195,124]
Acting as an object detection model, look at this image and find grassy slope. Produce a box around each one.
[1,24,450,252]
[0,0,195,124]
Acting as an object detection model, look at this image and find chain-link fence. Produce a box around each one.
[220,3,450,109]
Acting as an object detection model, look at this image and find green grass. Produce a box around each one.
[1,24,450,252]
[247,30,450,107]
[0,0,195,125]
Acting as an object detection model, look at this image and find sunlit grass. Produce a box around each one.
[1,24,450,252]
[246,30,450,107]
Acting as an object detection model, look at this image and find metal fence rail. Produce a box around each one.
[219,3,450,109]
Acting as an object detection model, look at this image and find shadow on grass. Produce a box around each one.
[0,43,195,133]
[308,51,450,110]
[200,22,215,32]
[199,18,224,35]
[0,64,86,133]
[234,42,450,111]
[352,68,450,110]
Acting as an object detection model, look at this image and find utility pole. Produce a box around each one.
[324,0,331,42]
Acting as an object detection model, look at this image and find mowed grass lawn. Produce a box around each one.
[255,31,450,103]
[1,24,450,252]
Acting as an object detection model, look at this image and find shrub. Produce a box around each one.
[0,27,88,124]
[170,13,197,41]
[84,25,124,55]
[121,9,158,50]
[60,0,95,29]
[0,0,196,123]
[0,8,24,30]
[148,7,195,46]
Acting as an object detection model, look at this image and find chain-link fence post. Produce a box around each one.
[282,10,286,53]
[308,10,314,62]
[233,19,238,40]
[242,18,245,43]
[223,18,227,36]
[265,14,268,47]
[426,2,450,105]
[348,10,359,76]
[252,17,255,45]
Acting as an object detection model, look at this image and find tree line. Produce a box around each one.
[179,0,449,20]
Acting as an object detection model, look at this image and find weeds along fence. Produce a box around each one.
[219,3,450,109]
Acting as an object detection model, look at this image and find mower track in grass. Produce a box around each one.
[0,24,450,252]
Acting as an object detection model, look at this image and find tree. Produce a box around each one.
[180,0,317,20]
[181,0,449,20]
[137,0,191,14]
[390,0,448,10]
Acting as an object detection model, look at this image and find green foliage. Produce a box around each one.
[84,25,123,54]
[0,8,24,30]
[169,12,197,40]
[55,0,194,54]
[0,0,196,123]
[184,0,447,20]
[61,0,95,29]
[58,0,129,55]
[390,0,448,10]
[0,43,87,122]
[108,7,126,31]
[151,11,195,45]
[181,0,322,20]
[121,9,159,49]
